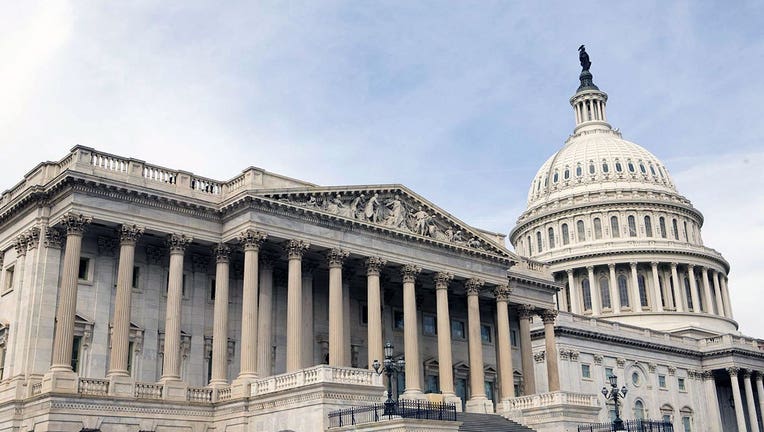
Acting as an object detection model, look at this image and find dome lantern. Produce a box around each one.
[570,46,611,133]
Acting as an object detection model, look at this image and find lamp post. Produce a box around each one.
[372,341,406,416]
[601,374,628,430]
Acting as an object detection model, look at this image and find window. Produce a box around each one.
[678,377,686,391]
[577,220,586,241]
[672,219,680,240]
[593,218,602,239]
[582,278,592,311]
[615,161,623,172]
[562,224,570,245]
[663,415,672,424]
[589,162,596,175]
[650,164,657,176]
[599,276,611,309]
[659,217,667,238]
[638,275,649,307]
[610,216,620,238]
[639,162,647,174]
[182,274,188,298]
[618,275,629,308]
[602,161,609,173]
[548,228,555,249]
[635,400,645,420]
[581,364,591,378]
[628,216,637,237]
[527,236,532,254]
[132,266,141,289]
[510,329,518,347]
[78,258,91,281]
[658,374,667,388]
[605,367,614,379]
[3,265,14,293]
[553,171,559,183]
[631,372,641,387]
[484,381,495,402]
[397,370,406,397]
[360,304,368,326]
[481,324,492,344]
[576,165,583,177]
[209,279,216,301]
[71,336,82,373]
[683,221,689,242]
[425,375,439,394]
[451,320,465,339]
[564,168,570,180]
[127,341,135,375]
[628,161,635,173]
[644,216,653,237]
[536,231,543,253]
[682,416,692,432]
[423,315,436,336]
[393,310,404,330]
[684,278,693,311]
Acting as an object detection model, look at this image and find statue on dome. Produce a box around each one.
[578,45,591,72]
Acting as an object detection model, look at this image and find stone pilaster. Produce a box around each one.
[701,371,722,431]
[400,264,424,399]
[540,309,560,392]
[161,233,192,386]
[210,243,231,387]
[366,257,386,369]
[728,367,747,432]
[327,248,349,367]
[285,240,309,372]
[518,304,536,395]
[494,285,514,402]
[236,230,266,386]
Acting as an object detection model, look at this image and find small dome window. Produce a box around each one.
[536,179,541,191]
[602,161,609,173]
[544,176,548,187]
[649,164,657,176]
[553,171,559,183]
[576,165,583,177]
[589,162,596,175]
[564,167,570,180]
[615,161,623,172]
[627,161,636,173]
[658,166,665,178]
[639,162,647,174]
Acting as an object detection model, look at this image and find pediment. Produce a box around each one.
[258,185,518,263]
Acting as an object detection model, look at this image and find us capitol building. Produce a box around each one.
[0,51,762,432]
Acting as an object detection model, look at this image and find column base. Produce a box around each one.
[466,396,494,413]
[231,377,255,398]
[443,393,464,412]
[400,389,427,401]
[108,375,135,397]
[41,370,79,394]
[161,379,188,401]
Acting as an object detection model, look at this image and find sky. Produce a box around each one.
[1,2,762,337]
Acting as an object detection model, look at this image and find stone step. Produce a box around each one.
[458,412,537,432]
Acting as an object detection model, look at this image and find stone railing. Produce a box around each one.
[134,382,163,399]
[251,365,383,397]
[78,378,110,396]
[30,382,42,396]
[503,391,600,411]
[187,386,213,403]
[218,386,232,401]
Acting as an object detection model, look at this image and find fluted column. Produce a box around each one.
[729,367,747,432]
[540,309,560,392]
[629,262,642,312]
[701,267,714,314]
[236,230,266,381]
[670,263,684,312]
[465,278,491,412]
[702,371,722,431]
[687,265,700,313]
[209,244,232,386]
[743,370,760,432]
[161,233,192,382]
[756,372,764,431]
[108,224,144,377]
[401,264,423,398]
[256,257,274,377]
[366,257,386,368]
[433,272,455,398]
[327,248,349,367]
[721,275,733,319]
[587,266,601,315]
[566,270,580,314]
[50,213,92,372]
[518,304,536,395]
[285,240,309,372]
[494,285,514,401]
[712,271,725,318]
[650,262,664,312]
[608,264,620,313]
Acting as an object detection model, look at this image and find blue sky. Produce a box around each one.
[1,1,762,336]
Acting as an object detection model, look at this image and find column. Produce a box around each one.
[650,262,664,312]
[608,264,620,313]
[721,275,733,319]
[285,239,309,372]
[630,262,642,312]
[48,213,92,379]
[400,264,423,398]
[256,256,274,377]
[209,244,231,386]
[326,248,349,367]
[756,372,764,432]
[701,267,714,314]
[108,224,144,377]
[342,274,351,366]
[743,370,760,432]
[687,265,700,313]
[587,266,601,315]
[566,270,580,314]
[712,271,725,318]
[729,367,748,432]
[236,230,266,382]
[540,310,560,392]
[366,257,386,368]
[161,233,192,382]
[465,278,491,413]
[494,285,514,402]
[670,263,684,312]
[702,371,723,431]
[434,272,458,403]
[518,304,536,395]
[302,264,315,368]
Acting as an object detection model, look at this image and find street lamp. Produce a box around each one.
[601,374,628,430]
[372,341,406,416]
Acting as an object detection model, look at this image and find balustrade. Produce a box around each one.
[78,378,110,396]
[187,386,213,403]
[134,382,163,399]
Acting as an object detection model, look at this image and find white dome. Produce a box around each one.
[526,128,677,208]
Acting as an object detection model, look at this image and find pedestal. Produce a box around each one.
[230,377,253,398]
[108,375,135,397]
[465,396,494,413]
[41,370,79,394]
[162,380,188,401]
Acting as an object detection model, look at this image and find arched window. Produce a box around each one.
[582,278,592,311]
[615,161,623,172]
[683,221,689,242]
[618,274,629,308]
[628,161,636,173]
[602,161,609,173]
[536,231,543,253]
[553,171,559,183]
[562,223,570,245]
[536,179,542,191]
[649,164,657,176]
[672,218,680,240]
[564,167,570,180]
[638,274,649,307]
[659,217,667,238]
[594,218,603,239]
[589,162,596,175]
[576,164,583,177]
[548,227,555,249]
[639,162,647,174]
[610,216,620,238]
[527,235,532,255]
[577,220,586,241]
[644,216,653,237]
[628,215,637,237]
[680,407,694,432]
[634,400,646,420]
[660,404,674,425]
[599,276,611,309]
[684,277,693,311]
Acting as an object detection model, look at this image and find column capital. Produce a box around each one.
[259,252,276,269]
[687,263,695,270]
[465,278,484,296]
[629,261,638,268]
[285,239,310,260]
[61,212,92,236]
[565,268,574,276]
[365,256,387,276]
[608,263,615,270]
[326,248,349,268]
[44,227,64,249]
[650,261,659,267]
[585,265,594,272]
[518,304,536,320]
[213,243,232,263]
[742,369,752,379]
[166,233,193,254]
[239,229,267,251]
[433,271,453,289]
[493,284,511,302]
[13,236,28,257]
[670,262,678,269]
[118,224,144,245]
[400,264,421,283]
[24,227,41,250]
[727,367,740,377]
[702,370,715,380]
[539,309,558,324]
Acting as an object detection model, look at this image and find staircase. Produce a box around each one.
[458,412,537,432]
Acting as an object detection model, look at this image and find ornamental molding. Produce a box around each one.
[533,351,546,363]
[534,326,701,358]
[365,256,387,276]
[400,264,421,283]
[238,229,267,251]
[465,278,484,296]
[544,248,729,273]
[119,224,145,245]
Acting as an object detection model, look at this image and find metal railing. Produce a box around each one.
[327,400,457,428]
[578,419,674,432]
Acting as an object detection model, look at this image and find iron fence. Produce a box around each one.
[578,419,674,432]
[327,400,457,428]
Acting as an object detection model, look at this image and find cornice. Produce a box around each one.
[542,247,730,273]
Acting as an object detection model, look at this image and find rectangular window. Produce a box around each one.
[425,375,439,394]
[132,266,141,289]
[3,266,14,293]
[423,315,436,336]
[451,320,465,339]
[209,278,216,301]
[484,381,495,402]
[0,345,6,379]
[396,371,406,398]
[658,374,667,388]
[71,336,82,373]
[581,364,591,378]
[182,274,188,298]
[605,367,614,379]
[127,341,134,375]
[682,416,691,432]
[481,324,492,343]
[78,258,90,281]
[360,304,368,326]
[393,310,404,330]
[678,377,686,391]
[510,329,518,347]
